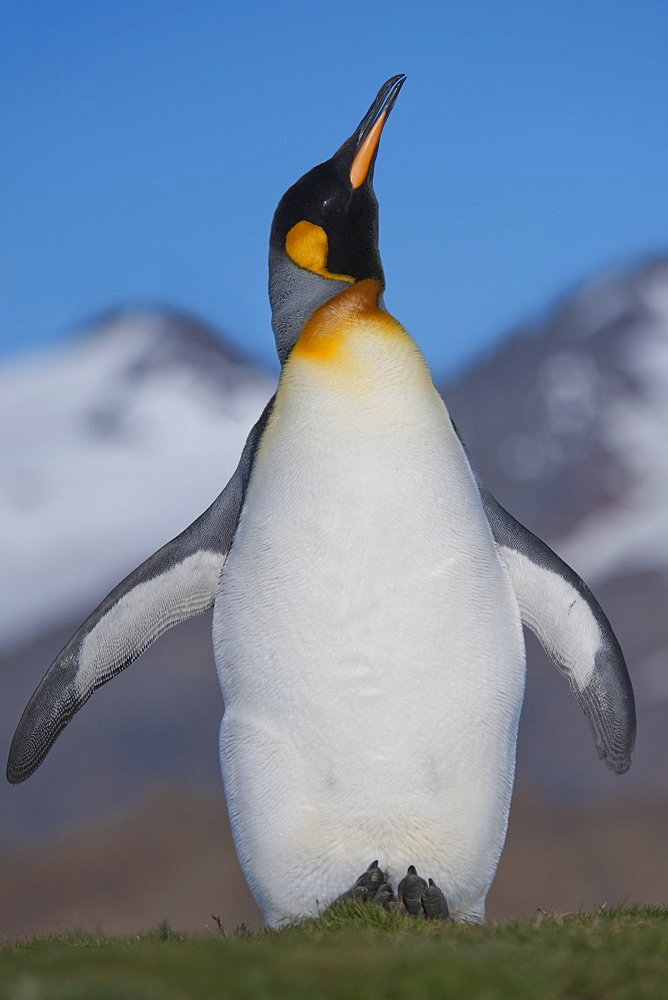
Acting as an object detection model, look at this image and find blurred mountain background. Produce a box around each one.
[2,257,668,937]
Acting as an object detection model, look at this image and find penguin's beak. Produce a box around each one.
[349,75,406,189]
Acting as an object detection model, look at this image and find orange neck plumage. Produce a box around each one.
[291,279,405,364]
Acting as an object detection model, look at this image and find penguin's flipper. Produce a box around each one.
[478,482,635,774]
[7,400,274,785]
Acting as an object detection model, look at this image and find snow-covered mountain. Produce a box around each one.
[0,309,274,650]
[446,257,668,582]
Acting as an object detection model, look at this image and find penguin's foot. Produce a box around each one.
[332,860,396,910]
[398,866,450,920]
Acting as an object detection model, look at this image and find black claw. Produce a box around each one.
[422,878,450,920]
[398,864,427,916]
[333,860,393,907]
[357,861,386,896]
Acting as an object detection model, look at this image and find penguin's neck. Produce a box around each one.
[269,248,352,365]
[284,279,435,398]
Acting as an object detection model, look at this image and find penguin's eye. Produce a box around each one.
[320,188,349,214]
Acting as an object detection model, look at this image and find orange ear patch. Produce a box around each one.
[285,221,354,283]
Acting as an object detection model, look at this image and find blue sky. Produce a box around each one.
[2,1,668,379]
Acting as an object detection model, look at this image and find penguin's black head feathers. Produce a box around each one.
[270,75,406,288]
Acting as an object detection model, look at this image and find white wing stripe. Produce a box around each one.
[76,551,223,697]
[499,545,599,691]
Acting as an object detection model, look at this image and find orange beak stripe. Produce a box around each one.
[349,111,387,189]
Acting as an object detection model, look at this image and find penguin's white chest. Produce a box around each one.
[213,336,525,924]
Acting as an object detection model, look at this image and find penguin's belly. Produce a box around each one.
[213,349,525,925]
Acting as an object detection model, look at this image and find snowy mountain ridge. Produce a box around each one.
[557,267,668,580]
[447,257,668,582]
[0,309,274,650]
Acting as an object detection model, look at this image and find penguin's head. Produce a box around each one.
[269,75,405,363]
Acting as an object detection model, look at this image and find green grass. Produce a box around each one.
[1,904,668,1000]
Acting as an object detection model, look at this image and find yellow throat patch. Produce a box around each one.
[284,221,355,283]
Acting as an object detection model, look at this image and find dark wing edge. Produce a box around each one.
[479,481,636,774]
[7,398,274,784]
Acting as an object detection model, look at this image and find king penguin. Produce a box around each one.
[7,76,635,926]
